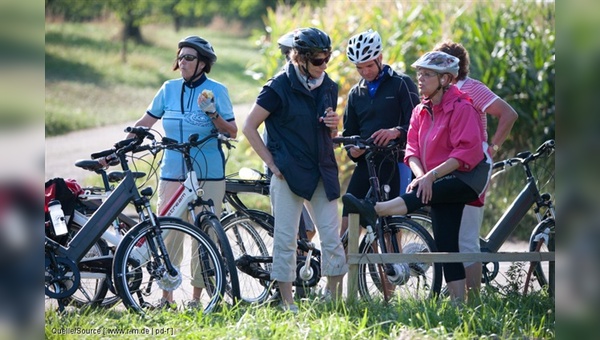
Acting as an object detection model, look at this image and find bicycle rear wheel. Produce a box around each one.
[195,213,241,305]
[112,217,226,313]
[528,218,555,296]
[59,221,116,308]
[221,211,273,304]
[357,216,442,301]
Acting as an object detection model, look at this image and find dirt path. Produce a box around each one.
[45,103,254,184]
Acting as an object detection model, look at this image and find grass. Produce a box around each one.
[45,20,262,136]
[45,288,554,339]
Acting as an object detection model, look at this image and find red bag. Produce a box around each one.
[44,178,83,224]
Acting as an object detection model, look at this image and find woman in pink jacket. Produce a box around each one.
[343,51,491,303]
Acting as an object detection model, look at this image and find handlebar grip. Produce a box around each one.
[114,138,138,149]
[124,126,155,140]
[91,148,116,159]
[536,139,555,154]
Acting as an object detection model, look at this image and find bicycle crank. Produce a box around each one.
[45,256,81,299]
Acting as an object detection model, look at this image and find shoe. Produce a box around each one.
[342,194,377,227]
[185,299,202,311]
[279,303,299,314]
[319,289,332,303]
[266,290,282,306]
[148,298,177,311]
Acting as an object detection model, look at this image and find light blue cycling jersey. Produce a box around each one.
[146,74,234,181]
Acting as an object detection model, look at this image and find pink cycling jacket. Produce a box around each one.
[404,85,485,173]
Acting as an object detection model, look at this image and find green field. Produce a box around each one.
[45,20,263,136]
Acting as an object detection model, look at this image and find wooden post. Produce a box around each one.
[346,213,360,302]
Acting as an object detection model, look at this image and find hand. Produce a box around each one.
[411,172,435,204]
[371,128,400,146]
[198,95,216,114]
[319,107,339,130]
[349,146,365,158]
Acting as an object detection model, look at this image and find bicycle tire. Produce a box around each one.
[60,222,116,308]
[112,217,226,313]
[357,216,442,301]
[406,207,433,231]
[195,213,241,304]
[528,218,555,297]
[221,213,273,304]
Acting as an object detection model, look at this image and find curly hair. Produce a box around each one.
[434,40,469,81]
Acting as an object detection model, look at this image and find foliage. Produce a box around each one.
[250,0,555,239]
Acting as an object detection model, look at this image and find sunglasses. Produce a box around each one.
[416,70,438,78]
[178,54,198,62]
[309,55,331,66]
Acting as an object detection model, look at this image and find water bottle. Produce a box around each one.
[48,200,68,236]
[387,263,410,286]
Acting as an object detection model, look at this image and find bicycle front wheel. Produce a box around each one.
[357,216,442,301]
[196,213,241,305]
[112,217,226,313]
[528,218,555,296]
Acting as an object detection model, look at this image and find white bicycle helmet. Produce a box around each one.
[346,29,382,64]
[277,31,295,49]
[411,51,459,77]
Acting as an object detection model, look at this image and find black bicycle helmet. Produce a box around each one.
[178,35,217,64]
[293,27,331,55]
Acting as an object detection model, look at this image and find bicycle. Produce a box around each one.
[153,132,244,305]
[54,164,146,308]
[476,139,555,296]
[333,135,442,301]
[45,127,226,313]
[403,139,555,297]
[221,170,338,304]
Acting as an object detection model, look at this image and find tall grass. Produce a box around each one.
[45,289,554,339]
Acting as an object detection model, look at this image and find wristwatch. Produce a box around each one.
[490,143,499,152]
[208,112,219,120]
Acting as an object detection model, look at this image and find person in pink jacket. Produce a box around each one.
[343,51,491,303]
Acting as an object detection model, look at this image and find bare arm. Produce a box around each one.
[242,103,282,178]
[211,115,238,138]
[486,98,518,156]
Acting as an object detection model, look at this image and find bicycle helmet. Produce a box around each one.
[178,35,217,64]
[293,27,331,55]
[277,30,296,59]
[346,29,382,64]
[277,31,295,49]
[410,51,459,77]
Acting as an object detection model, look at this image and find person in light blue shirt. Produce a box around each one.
[128,35,237,309]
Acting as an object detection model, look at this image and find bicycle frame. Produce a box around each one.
[480,153,555,253]
[158,169,210,218]
[47,171,151,263]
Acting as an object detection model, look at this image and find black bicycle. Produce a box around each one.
[398,140,555,297]
[221,170,335,304]
[333,135,442,301]
[45,127,226,313]
[479,140,555,296]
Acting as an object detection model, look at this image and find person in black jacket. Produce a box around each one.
[340,29,420,237]
[243,27,348,313]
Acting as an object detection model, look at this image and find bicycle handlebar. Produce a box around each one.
[492,139,555,171]
[332,135,402,153]
[90,127,157,160]
[158,132,237,152]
